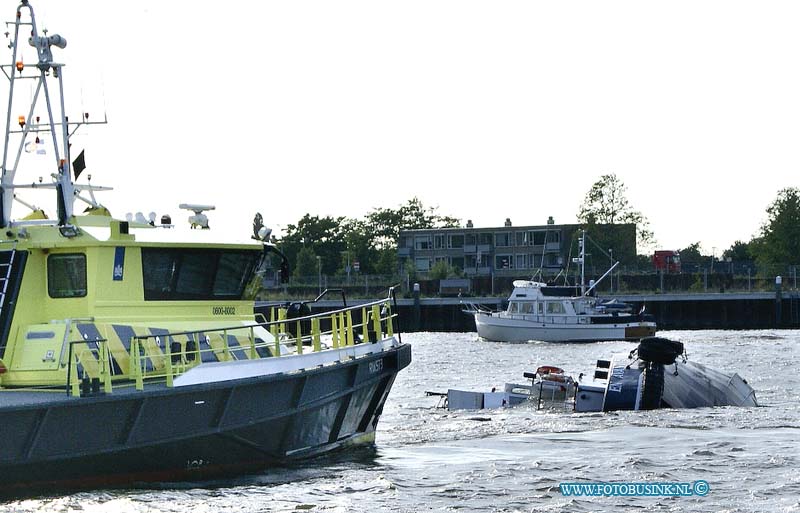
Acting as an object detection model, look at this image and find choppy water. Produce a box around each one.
[3,330,799,512]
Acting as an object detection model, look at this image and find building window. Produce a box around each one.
[449,234,464,249]
[450,256,465,270]
[515,254,527,269]
[434,234,446,249]
[48,254,87,298]
[544,253,560,267]
[415,258,430,271]
[495,232,511,247]
[532,231,548,245]
[515,231,528,246]
[414,236,431,250]
[495,255,512,269]
[478,233,493,246]
[465,233,477,245]
[466,254,489,269]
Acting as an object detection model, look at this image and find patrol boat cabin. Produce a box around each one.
[0,217,267,388]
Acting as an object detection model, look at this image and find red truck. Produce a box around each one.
[653,250,681,273]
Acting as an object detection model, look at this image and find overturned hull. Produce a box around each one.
[576,337,758,412]
[662,360,757,408]
[0,344,411,497]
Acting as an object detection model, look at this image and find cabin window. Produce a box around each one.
[522,302,534,314]
[48,254,87,298]
[142,248,261,300]
[546,302,565,314]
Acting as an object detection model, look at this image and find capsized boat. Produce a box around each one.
[0,1,410,496]
[441,337,757,411]
[464,231,656,342]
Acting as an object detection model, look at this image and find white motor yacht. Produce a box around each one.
[465,231,656,342]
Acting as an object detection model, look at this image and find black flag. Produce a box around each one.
[72,150,86,180]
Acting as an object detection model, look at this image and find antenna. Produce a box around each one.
[1,2,110,229]
[179,203,215,230]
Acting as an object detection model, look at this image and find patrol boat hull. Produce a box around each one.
[0,343,410,496]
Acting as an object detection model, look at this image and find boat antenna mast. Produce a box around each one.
[0,1,108,231]
[571,230,586,295]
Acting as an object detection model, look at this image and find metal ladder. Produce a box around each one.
[0,244,18,318]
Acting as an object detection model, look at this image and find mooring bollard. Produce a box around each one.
[413,282,421,331]
[775,275,783,327]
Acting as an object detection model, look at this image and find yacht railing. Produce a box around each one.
[65,289,399,397]
[501,314,592,325]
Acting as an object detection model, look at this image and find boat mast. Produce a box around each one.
[580,230,586,295]
[1,1,79,228]
[570,229,587,295]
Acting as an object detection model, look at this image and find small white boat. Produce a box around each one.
[439,366,576,411]
[465,231,656,343]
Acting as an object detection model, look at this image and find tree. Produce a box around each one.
[294,246,319,278]
[751,187,800,265]
[428,260,461,280]
[678,242,706,264]
[373,248,398,276]
[722,240,753,262]
[279,214,346,275]
[275,198,458,279]
[365,197,460,250]
[577,173,655,251]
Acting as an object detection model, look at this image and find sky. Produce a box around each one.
[4,1,800,256]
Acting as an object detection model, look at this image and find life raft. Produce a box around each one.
[536,365,565,376]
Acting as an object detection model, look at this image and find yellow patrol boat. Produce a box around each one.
[0,1,410,496]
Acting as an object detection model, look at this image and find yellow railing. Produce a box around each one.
[65,291,399,397]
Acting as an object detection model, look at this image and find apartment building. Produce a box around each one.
[398,218,635,277]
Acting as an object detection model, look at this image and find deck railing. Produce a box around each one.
[66,289,399,397]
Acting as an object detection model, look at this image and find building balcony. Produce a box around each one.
[464,266,492,276]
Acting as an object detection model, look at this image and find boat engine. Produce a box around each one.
[635,337,684,410]
[285,302,312,340]
[636,337,684,365]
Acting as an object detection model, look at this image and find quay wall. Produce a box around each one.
[258,292,800,332]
